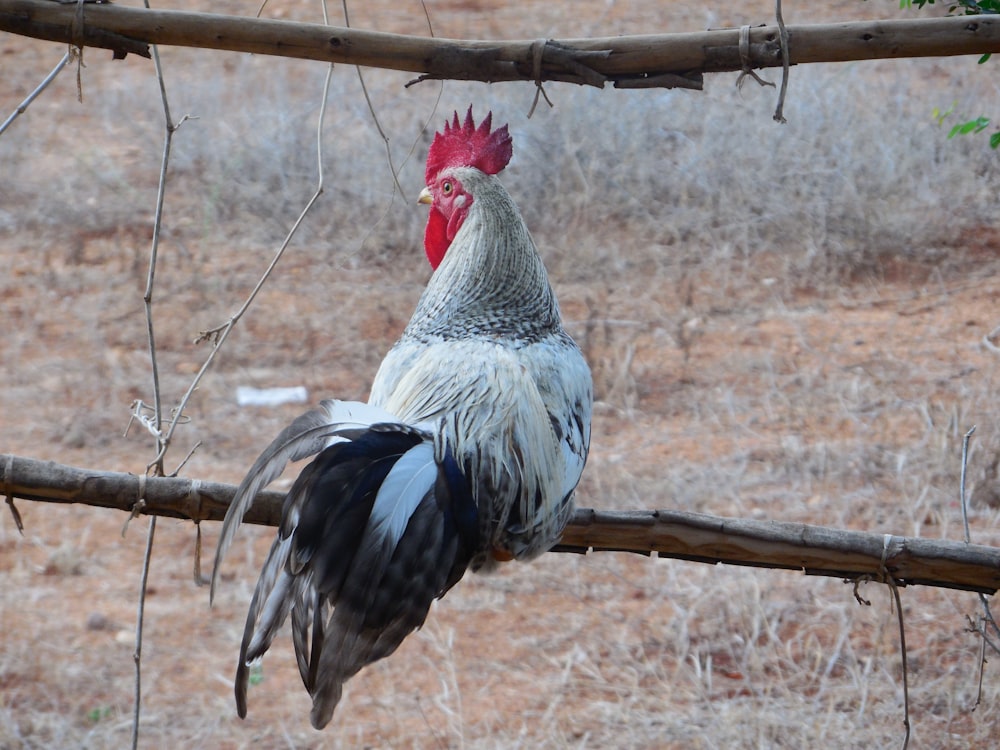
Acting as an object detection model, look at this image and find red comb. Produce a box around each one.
[425,107,513,183]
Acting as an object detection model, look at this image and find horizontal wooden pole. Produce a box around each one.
[3,453,999,595]
[1,3,1000,89]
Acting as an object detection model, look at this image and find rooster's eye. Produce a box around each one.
[442,181,453,195]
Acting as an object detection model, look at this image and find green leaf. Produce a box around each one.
[933,102,957,125]
[249,663,264,686]
[87,706,113,723]
[949,117,990,137]
[991,132,1000,149]
[979,53,993,64]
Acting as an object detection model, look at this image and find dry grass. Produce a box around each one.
[2,1,1000,747]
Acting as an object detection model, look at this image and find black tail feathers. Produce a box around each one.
[236,424,481,728]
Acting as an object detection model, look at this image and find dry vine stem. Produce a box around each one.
[126,2,188,741]
[124,0,336,741]
[0,47,72,135]
[959,426,1000,710]
[772,0,790,122]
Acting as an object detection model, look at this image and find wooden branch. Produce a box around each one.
[2,1,1000,89]
[4,453,1000,595]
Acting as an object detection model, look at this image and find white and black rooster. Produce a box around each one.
[212,107,593,729]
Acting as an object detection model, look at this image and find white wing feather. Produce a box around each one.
[367,441,437,550]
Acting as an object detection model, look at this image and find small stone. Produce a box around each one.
[86,612,111,631]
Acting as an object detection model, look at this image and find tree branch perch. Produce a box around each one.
[4,454,1000,595]
[2,2,1000,88]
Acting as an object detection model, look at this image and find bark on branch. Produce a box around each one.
[2,2,1000,89]
[4,453,999,595]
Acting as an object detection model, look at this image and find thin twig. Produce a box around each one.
[130,515,156,750]
[975,622,987,708]
[4,495,24,534]
[130,0,187,740]
[407,0,444,168]
[773,0,790,123]
[418,0,434,37]
[341,0,407,201]
[173,440,202,476]
[958,425,1000,705]
[73,0,86,101]
[163,0,336,475]
[852,576,872,607]
[182,174,325,436]
[855,534,910,748]
[336,0,441,253]
[141,35,185,475]
[356,69,407,199]
[887,578,910,750]
[960,425,976,544]
[976,598,1000,650]
[0,50,73,136]
[193,520,203,586]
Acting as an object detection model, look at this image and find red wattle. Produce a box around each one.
[424,207,449,269]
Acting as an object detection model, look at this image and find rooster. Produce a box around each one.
[211,107,593,730]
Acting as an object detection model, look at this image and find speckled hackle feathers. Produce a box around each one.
[212,105,593,731]
[425,107,513,183]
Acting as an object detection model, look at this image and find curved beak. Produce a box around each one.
[417,186,432,205]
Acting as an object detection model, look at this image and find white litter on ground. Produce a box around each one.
[235,386,308,407]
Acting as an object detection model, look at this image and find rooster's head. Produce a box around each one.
[419,107,513,269]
